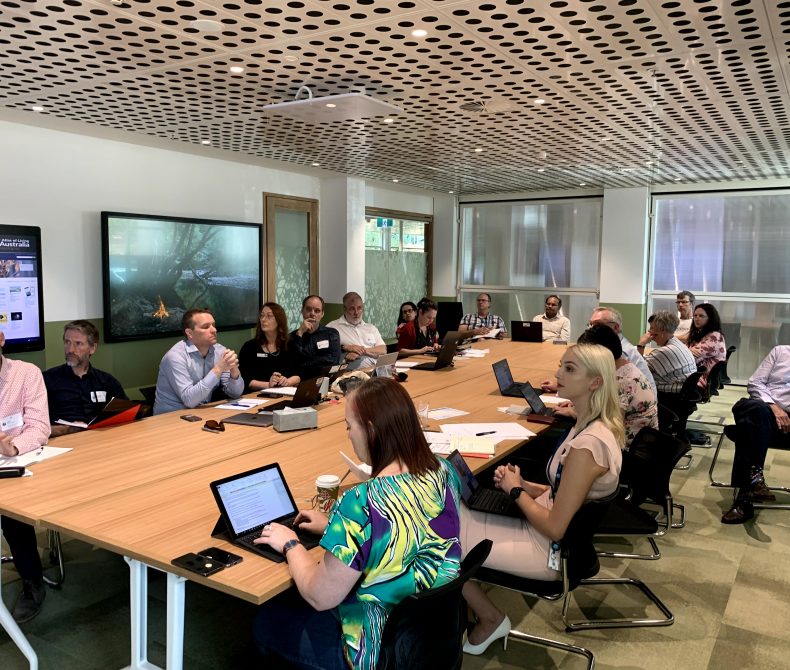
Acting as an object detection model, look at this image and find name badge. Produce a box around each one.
[90,391,108,403]
[1,412,23,432]
[316,340,329,350]
[257,352,268,358]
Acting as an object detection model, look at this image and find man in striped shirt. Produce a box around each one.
[643,310,697,395]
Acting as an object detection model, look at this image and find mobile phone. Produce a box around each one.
[180,414,202,422]
[198,546,243,567]
[171,552,225,577]
[0,467,25,479]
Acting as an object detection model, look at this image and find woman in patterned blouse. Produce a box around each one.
[686,303,726,389]
[253,376,462,670]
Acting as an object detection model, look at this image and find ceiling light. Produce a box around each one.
[411,29,428,38]
[312,162,320,167]
[189,19,222,32]
[579,182,586,186]
[674,177,682,181]
[325,103,336,108]
[383,117,394,124]
[31,105,44,112]
[474,148,483,153]
[200,139,210,145]
[263,85,403,123]
[533,98,546,105]
[449,190,454,194]
[392,179,399,183]
[537,168,545,172]
[283,55,298,62]
[229,66,245,74]
[645,160,653,166]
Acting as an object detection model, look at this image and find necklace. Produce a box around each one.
[262,342,280,356]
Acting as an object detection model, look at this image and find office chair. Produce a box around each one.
[657,371,703,440]
[473,500,608,666]
[375,539,492,670]
[719,345,736,387]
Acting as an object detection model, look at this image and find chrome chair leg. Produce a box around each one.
[42,530,65,588]
[509,629,595,670]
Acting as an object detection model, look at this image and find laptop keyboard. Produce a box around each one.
[474,488,513,513]
[239,518,320,548]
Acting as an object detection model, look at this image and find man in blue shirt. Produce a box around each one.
[154,308,243,414]
[43,320,127,437]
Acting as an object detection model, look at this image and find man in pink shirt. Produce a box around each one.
[0,331,51,622]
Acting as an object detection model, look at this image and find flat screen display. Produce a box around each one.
[101,212,262,343]
[0,225,45,353]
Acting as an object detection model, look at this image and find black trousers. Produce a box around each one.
[1,516,43,583]
[730,397,790,489]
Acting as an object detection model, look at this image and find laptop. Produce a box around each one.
[412,331,465,371]
[519,382,557,425]
[210,462,322,563]
[511,321,543,343]
[445,450,521,518]
[54,397,144,431]
[257,376,324,413]
[492,359,528,398]
[372,351,398,377]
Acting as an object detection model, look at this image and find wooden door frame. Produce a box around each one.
[263,193,319,301]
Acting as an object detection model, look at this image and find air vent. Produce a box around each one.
[459,99,518,114]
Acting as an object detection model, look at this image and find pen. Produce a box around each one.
[475,431,496,436]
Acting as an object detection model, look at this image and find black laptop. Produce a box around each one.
[511,320,543,343]
[446,450,521,518]
[210,462,322,563]
[492,359,528,398]
[519,382,557,424]
[257,376,324,412]
[412,331,465,371]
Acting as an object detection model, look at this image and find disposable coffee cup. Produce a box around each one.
[315,474,342,513]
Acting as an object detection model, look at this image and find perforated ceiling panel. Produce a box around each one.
[1,0,788,194]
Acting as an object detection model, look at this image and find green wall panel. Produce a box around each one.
[603,302,647,343]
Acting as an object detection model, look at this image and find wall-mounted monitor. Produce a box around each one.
[101,212,262,343]
[0,225,45,353]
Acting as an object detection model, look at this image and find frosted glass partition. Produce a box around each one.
[460,198,602,289]
[459,290,599,344]
[650,190,790,383]
[274,209,310,329]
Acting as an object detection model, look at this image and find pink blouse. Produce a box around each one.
[689,331,726,389]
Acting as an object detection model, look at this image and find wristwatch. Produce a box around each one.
[509,486,524,502]
[282,539,303,559]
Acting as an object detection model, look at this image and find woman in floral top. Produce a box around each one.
[686,303,726,389]
[253,377,462,670]
[552,325,658,448]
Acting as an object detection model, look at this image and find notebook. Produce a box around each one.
[411,331,465,371]
[492,359,528,398]
[511,321,543,343]
[210,462,322,563]
[519,382,557,424]
[445,450,521,518]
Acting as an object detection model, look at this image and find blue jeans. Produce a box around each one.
[253,587,348,670]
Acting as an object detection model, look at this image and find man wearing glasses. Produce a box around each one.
[588,306,656,393]
[674,290,695,343]
[459,293,507,338]
[533,294,570,342]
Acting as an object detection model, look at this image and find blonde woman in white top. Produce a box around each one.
[462,343,624,655]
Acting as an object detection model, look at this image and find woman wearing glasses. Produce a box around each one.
[396,297,440,356]
[395,300,418,337]
[686,302,726,389]
[239,302,300,393]
[253,377,462,669]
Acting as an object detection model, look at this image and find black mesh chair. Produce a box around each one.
[473,500,608,661]
[657,371,703,439]
[719,345,736,387]
[375,539,492,670]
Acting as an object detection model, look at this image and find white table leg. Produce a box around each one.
[165,572,186,670]
[0,516,39,670]
[122,556,161,670]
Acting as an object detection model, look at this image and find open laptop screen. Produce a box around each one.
[519,382,547,413]
[211,464,298,537]
[492,359,515,392]
[446,450,480,502]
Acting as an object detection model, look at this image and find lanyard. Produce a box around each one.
[548,418,599,500]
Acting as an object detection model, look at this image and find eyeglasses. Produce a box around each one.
[401,308,415,314]
[675,300,691,304]
[587,320,616,329]
[202,420,225,433]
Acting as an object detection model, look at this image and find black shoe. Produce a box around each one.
[748,479,777,503]
[721,501,754,525]
[12,580,46,623]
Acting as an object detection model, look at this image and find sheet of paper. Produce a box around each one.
[440,422,536,440]
[499,405,529,416]
[0,446,73,468]
[427,407,469,420]
[55,419,88,428]
[339,451,372,480]
[540,394,570,406]
[428,436,497,456]
[394,361,422,368]
[259,387,298,397]
[460,349,487,358]
[216,398,268,410]
[472,328,501,339]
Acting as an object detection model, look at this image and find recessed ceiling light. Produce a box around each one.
[411,29,428,38]
[31,105,44,112]
[392,179,399,183]
[674,177,682,181]
[449,190,454,194]
[189,19,222,32]
[229,66,245,74]
[383,117,394,124]
[474,148,483,153]
[283,55,298,62]
[537,168,545,172]
[533,98,546,105]
[200,139,210,145]
[645,160,653,166]
[325,103,337,109]
[579,182,586,186]
[312,162,320,167]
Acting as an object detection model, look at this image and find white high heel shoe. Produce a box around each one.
[462,615,511,655]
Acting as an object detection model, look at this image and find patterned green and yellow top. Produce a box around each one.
[320,458,462,669]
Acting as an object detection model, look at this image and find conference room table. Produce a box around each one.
[0,338,566,670]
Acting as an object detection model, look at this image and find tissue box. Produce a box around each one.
[273,407,318,432]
